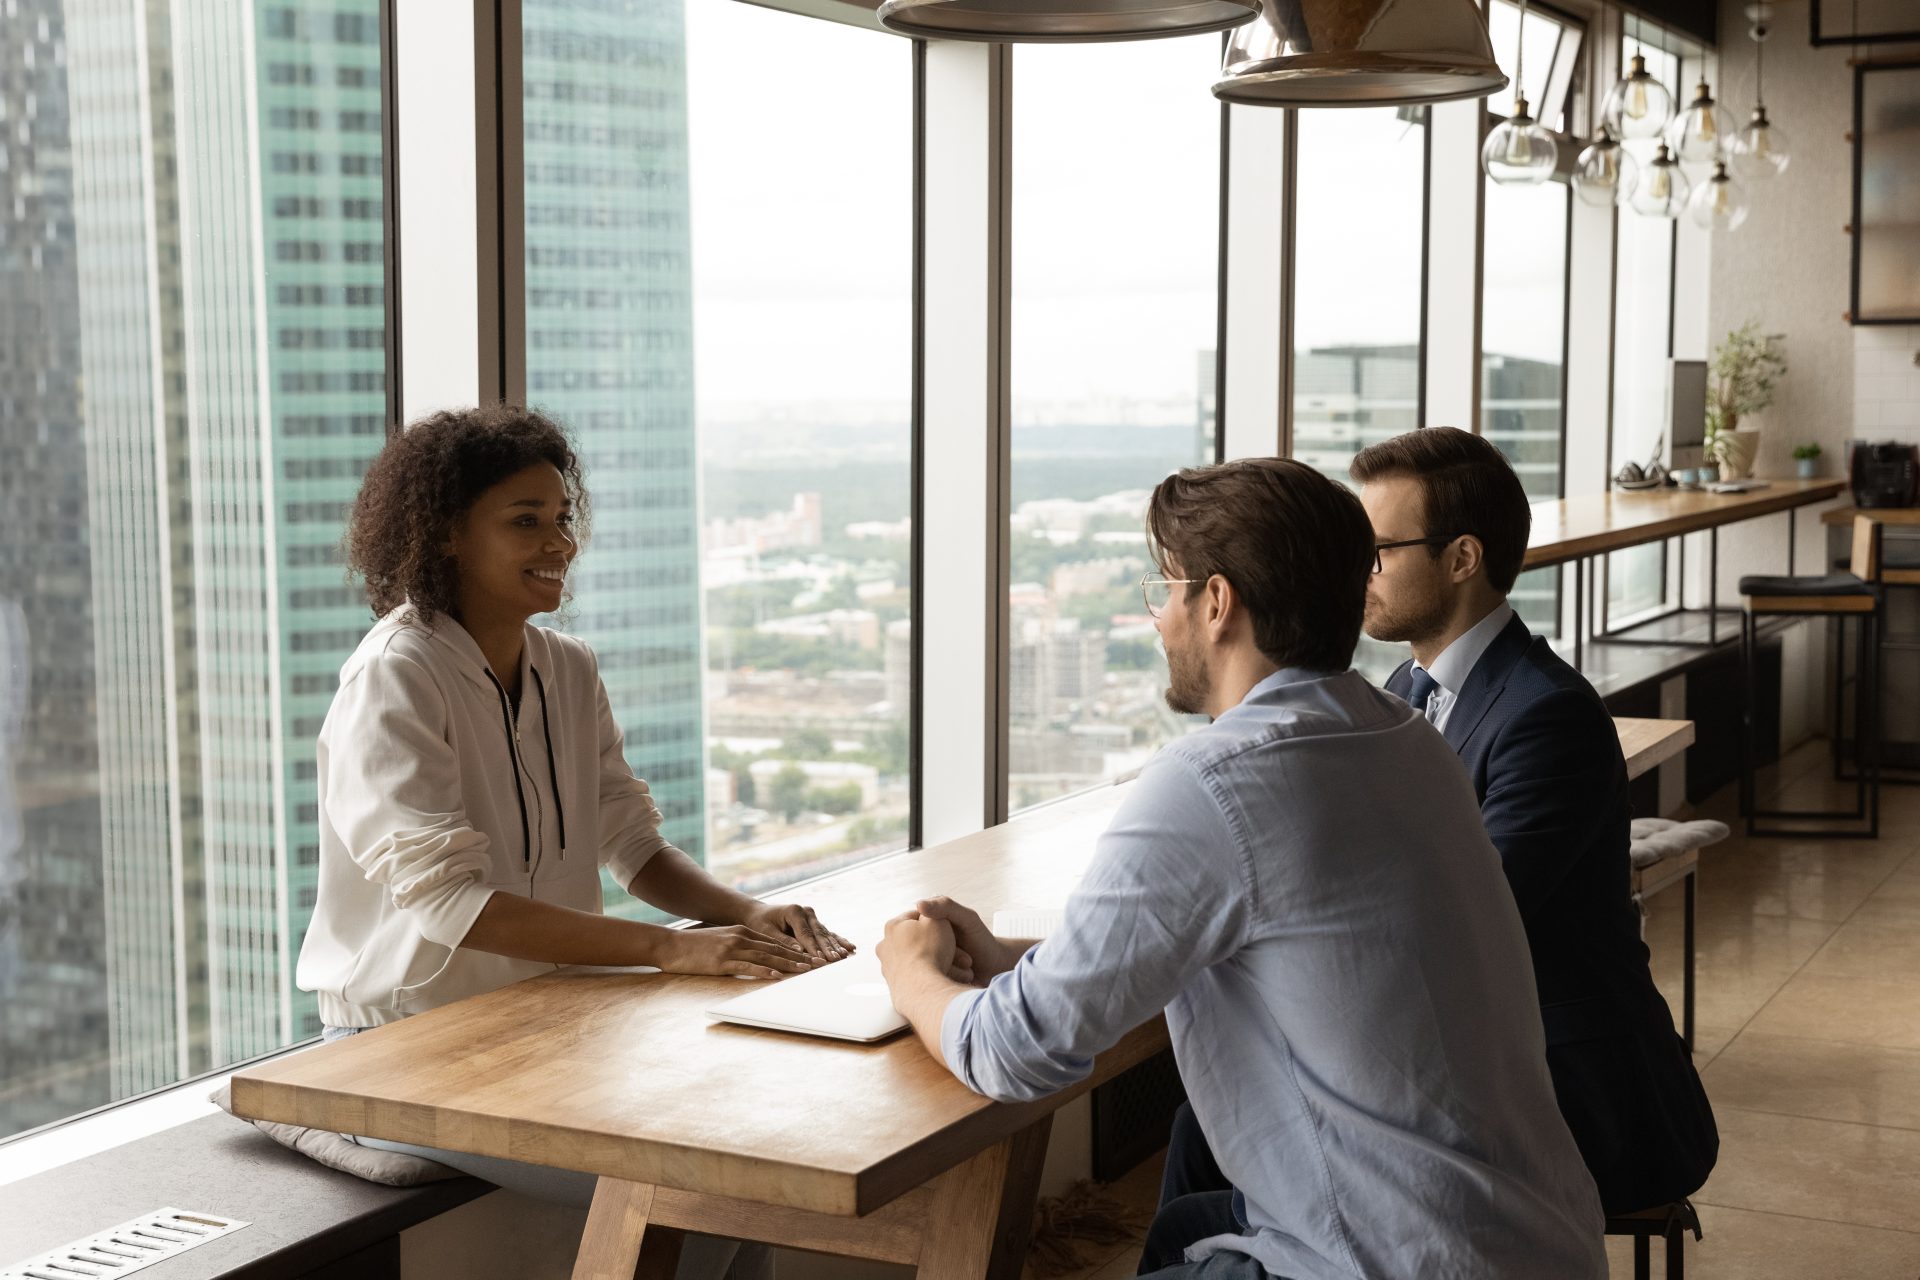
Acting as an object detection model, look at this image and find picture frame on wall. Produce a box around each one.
[1852,61,1920,325]
[1814,0,1920,46]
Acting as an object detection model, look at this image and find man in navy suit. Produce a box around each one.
[1345,426,1717,1213]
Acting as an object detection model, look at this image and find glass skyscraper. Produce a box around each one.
[523,0,707,911]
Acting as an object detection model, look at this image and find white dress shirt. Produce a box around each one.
[1411,601,1515,732]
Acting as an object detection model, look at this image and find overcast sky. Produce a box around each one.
[683,1,1560,416]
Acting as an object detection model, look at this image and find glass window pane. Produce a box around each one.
[1008,39,1219,811]
[1609,175,1676,619]
[2,0,386,1137]
[1482,178,1568,638]
[1486,0,1571,127]
[1292,107,1425,678]
[522,1,911,908]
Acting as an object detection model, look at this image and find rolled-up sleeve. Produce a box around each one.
[590,657,674,890]
[323,651,495,949]
[941,755,1251,1103]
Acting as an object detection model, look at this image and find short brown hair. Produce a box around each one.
[1348,427,1532,594]
[1147,458,1374,673]
[347,403,591,625]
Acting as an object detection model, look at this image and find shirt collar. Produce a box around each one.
[1414,602,1514,696]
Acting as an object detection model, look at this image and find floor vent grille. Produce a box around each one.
[0,1208,248,1279]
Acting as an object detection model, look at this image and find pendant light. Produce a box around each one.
[1572,128,1639,206]
[1213,0,1507,107]
[1731,3,1791,178]
[1481,0,1556,185]
[1666,79,1723,162]
[876,0,1258,42]
[1688,160,1750,231]
[1601,49,1674,141]
[1630,143,1691,219]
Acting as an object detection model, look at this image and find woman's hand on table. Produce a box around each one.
[740,902,855,963]
[651,923,817,980]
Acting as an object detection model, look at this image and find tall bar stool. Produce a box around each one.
[1833,516,1920,787]
[1737,515,1882,839]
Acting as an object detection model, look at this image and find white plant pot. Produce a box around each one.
[1716,428,1762,481]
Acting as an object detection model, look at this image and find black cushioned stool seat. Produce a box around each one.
[1738,572,1871,598]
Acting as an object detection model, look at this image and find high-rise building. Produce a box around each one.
[0,0,110,1137]
[0,0,388,1137]
[522,0,707,912]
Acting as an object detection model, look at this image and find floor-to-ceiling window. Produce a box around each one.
[1006,38,1220,811]
[1,0,387,1135]
[1293,106,1427,676]
[522,0,912,905]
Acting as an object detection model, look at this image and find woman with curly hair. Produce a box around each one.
[295,406,858,1259]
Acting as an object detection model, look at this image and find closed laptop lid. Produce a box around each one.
[705,950,908,1044]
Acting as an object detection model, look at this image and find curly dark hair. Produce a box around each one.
[347,403,591,625]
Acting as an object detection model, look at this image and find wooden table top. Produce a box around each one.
[1525,478,1846,569]
[231,784,1153,1218]
[1819,506,1920,526]
[1615,717,1694,781]
[231,711,1694,1218]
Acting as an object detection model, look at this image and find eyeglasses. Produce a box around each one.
[1139,572,1197,618]
[1372,535,1463,574]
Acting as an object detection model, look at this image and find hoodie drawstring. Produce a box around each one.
[531,666,567,859]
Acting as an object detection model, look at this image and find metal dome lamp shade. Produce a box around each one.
[876,0,1260,42]
[1573,128,1639,207]
[1213,0,1507,108]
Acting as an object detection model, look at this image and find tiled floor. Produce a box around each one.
[1032,741,1920,1279]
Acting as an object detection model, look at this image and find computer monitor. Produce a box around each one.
[1668,359,1708,470]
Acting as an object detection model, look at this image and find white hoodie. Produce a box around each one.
[297,606,673,1028]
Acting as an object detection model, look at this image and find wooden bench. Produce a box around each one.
[0,1113,487,1279]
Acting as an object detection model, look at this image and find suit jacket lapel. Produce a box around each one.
[1384,658,1414,699]
[1442,615,1533,753]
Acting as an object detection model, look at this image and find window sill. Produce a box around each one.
[0,1045,309,1190]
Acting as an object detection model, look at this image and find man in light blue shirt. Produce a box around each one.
[878,458,1604,1279]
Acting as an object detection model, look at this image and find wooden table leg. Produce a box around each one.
[572,1177,687,1280]
[916,1113,1053,1280]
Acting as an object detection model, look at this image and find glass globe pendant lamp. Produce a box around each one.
[1601,50,1674,141]
[1630,144,1691,219]
[1732,106,1791,179]
[1479,0,1556,185]
[1483,93,1558,185]
[1573,129,1639,207]
[1688,160,1749,231]
[1731,9,1791,179]
[1667,79,1723,162]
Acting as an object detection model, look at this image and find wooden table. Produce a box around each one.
[1614,717,1700,1049]
[1615,716,1694,782]
[1524,479,1846,665]
[232,717,1701,1279]
[232,784,1148,1280]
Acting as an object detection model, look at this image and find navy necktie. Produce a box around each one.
[1405,667,1440,714]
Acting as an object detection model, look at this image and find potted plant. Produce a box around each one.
[1792,442,1822,479]
[1705,320,1788,480]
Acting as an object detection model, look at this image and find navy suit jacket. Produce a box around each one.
[1388,615,1717,1213]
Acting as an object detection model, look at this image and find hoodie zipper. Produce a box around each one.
[485,669,541,872]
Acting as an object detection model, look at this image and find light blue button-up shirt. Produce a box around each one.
[940,668,1604,1280]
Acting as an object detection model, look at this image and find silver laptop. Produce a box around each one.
[705,949,909,1043]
